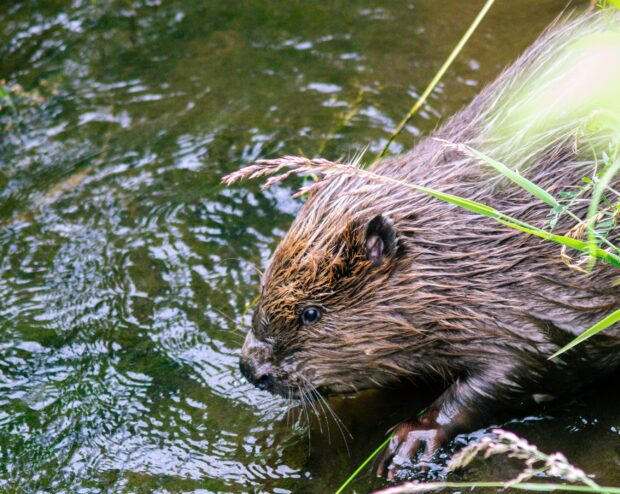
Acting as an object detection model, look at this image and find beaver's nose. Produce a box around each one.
[254,373,274,391]
[240,330,276,391]
[239,358,274,391]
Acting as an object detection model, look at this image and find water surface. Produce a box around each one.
[1,1,618,492]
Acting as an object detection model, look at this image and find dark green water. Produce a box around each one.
[1,1,619,492]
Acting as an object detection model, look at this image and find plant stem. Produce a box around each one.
[374,0,496,163]
[333,435,392,494]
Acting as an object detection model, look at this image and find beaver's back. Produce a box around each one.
[294,10,620,378]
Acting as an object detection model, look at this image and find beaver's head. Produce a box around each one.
[239,208,421,399]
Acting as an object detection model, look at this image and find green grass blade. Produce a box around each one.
[334,435,391,494]
[549,308,620,359]
[374,0,496,163]
[0,85,16,110]
[334,408,427,493]
[586,158,620,267]
[412,184,499,218]
[603,0,620,9]
[359,169,620,268]
[459,144,563,210]
[495,219,620,268]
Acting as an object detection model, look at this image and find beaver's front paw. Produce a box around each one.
[376,421,444,481]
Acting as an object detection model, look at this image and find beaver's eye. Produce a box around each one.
[301,306,321,325]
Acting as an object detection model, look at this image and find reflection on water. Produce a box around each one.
[1,0,618,492]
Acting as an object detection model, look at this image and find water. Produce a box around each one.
[1,1,618,492]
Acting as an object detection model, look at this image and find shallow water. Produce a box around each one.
[1,0,618,492]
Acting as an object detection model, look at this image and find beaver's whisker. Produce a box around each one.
[299,374,352,451]
[262,396,286,419]
[287,392,297,430]
[309,384,334,445]
[296,383,312,450]
[313,386,352,450]
[297,382,323,434]
[300,380,325,437]
[307,384,330,441]
[285,389,292,428]
[286,389,293,427]
[298,375,331,442]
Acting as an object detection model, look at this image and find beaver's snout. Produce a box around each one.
[239,330,276,392]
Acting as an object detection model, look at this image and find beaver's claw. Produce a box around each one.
[376,422,443,481]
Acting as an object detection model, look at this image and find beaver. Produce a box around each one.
[229,11,620,479]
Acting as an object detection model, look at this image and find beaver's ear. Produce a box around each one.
[365,215,396,266]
